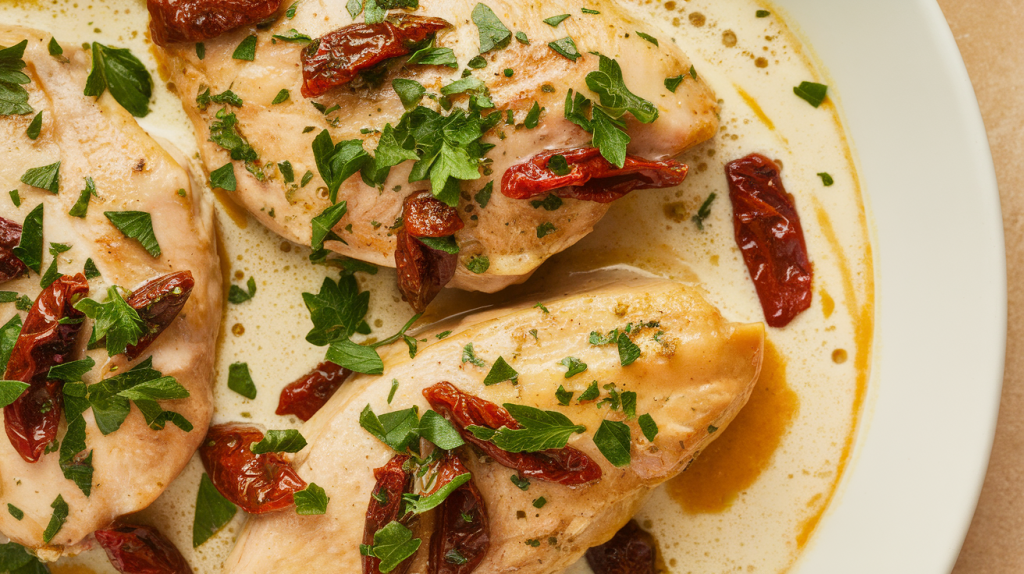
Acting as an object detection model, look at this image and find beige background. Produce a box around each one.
[937,1,1024,572]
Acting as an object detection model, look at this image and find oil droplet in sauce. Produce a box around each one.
[832,348,848,364]
[667,338,799,513]
[819,287,835,319]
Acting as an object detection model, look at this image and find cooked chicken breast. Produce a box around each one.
[153,0,718,293]
[223,276,762,573]
[0,27,221,555]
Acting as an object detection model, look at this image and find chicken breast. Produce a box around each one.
[152,0,718,293]
[223,276,762,573]
[0,27,221,555]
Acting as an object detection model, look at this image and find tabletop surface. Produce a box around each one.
[934,1,1024,572]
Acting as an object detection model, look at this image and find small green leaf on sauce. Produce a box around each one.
[192,473,237,547]
[818,172,834,186]
[227,362,257,399]
[793,81,828,108]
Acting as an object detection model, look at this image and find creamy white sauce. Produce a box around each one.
[0,1,873,573]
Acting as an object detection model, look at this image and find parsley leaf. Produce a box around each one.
[84,43,153,117]
[192,472,237,548]
[0,315,22,375]
[251,429,307,454]
[310,201,348,252]
[0,40,33,116]
[559,356,587,378]
[272,88,290,104]
[303,274,370,345]
[209,108,259,167]
[461,342,486,367]
[578,380,600,402]
[13,203,43,273]
[84,257,101,279]
[664,75,684,92]
[794,81,828,107]
[86,358,191,434]
[555,385,573,406]
[42,495,69,543]
[294,482,330,515]
[360,405,421,453]
[586,55,659,123]
[403,472,471,514]
[691,192,716,230]
[48,357,95,384]
[196,86,242,111]
[472,3,512,53]
[638,413,659,441]
[227,362,257,399]
[326,338,384,374]
[232,35,258,61]
[104,211,161,257]
[392,78,426,111]
[548,37,581,61]
[523,101,542,128]
[591,107,630,168]
[69,176,98,218]
[417,409,464,449]
[75,286,145,356]
[756,9,771,17]
[0,380,29,408]
[582,7,600,14]
[417,235,458,254]
[544,14,570,26]
[195,42,205,59]
[468,404,585,452]
[407,45,458,68]
[636,31,659,46]
[363,521,420,573]
[228,276,257,304]
[474,181,493,208]
[8,190,19,207]
[536,222,556,238]
[6,505,23,520]
[210,163,236,191]
[515,31,530,44]
[531,192,560,210]
[818,172,834,186]
[482,356,518,386]
[510,474,530,490]
[312,130,368,203]
[26,111,42,139]
[273,29,313,43]
[617,332,642,366]
[21,161,60,194]
[621,391,637,418]
[594,419,631,467]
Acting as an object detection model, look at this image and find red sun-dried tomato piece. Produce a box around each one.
[725,153,812,328]
[363,454,414,574]
[403,191,465,239]
[394,192,462,313]
[199,423,307,514]
[125,271,195,360]
[423,382,602,487]
[584,520,657,574]
[0,216,26,284]
[501,147,688,203]
[276,361,352,421]
[301,15,450,98]
[147,0,282,46]
[428,452,489,574]
[95,523,194,574]
[3,274,89,463]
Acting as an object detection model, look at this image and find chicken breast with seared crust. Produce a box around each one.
[0,27,221,556]
[223,276,762,573]
[151,0,718,294]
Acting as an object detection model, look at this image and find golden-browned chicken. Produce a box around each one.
[221,276,762,573]
[150,0,718,308]
[0,27,221,556]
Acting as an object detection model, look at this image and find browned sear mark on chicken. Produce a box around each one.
[147,0,282,46]
[301,15,450,98]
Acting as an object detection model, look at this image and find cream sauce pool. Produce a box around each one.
[0,1,874,573]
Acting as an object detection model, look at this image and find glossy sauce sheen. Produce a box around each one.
[0,1,873,573]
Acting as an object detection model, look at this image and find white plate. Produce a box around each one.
[780,0,1005,572]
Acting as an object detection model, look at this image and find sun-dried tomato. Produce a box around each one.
[428,452,489,574]
[423,382,602,487]
[199,424,307,514]
[147,0,282,46]
[3,274,89,463]
[301,15,450,98]
[0,216,26,284]
[584,520,657,574]
[725,153,812,328]
[404,191,465,238]
[125,271,195,360]
[95,523,194,574]
[276,361,352,421]
[363,454,414,574]
[394,191,462,313]
[502,147,688,203]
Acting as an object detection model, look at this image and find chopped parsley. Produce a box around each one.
[360,521,420,572]
[467,404,585,453]
[578,380,600,402]
[756,9,771,17]
[466,255,489,274]
[555,385,573,406]
[196,86,242,111]
[474,181,493,208]
[229,276,257,304]
[104,210,161,257]
[0,380,28,409]
[210,163,236,191]
[523,101,542,128]
[511,474,530,490]
[69,176,98,218]
[594,419,631,467]
[636,31,659,46]
[515,31,530,45]
[482,356,518,385]
[818,172,834,186]
[544,14,571,27]
[13,204,43,273]
[461,342,486,367]
[530,194,562,211]
[638,413,659,441]
[42,495,69,543]
[21,161,61,194]
[74,286,144,357]
[192,472,237,547]
[536,222,556,238]
[250,429,307,454]
[294,483,330,514]
[559,356,587,378]
[691,192,716,230]
[664,74,684,92]
[26,111,41,139]
[794,81,828,108]
[227,362,257,399]
[548,37,581,61]
[272,89,290,104]
[232,35,258,61]
[0,41,32,116]
[472,3,512,53]
[84,43,153,117]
